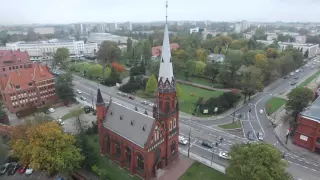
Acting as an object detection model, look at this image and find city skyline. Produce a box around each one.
[1,0,320,25]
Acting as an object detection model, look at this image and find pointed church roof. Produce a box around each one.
[96,89,104,104]
[158,24,174,83]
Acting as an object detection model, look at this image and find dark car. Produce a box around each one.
[294,76,299,79]
[128,96,135,100]
[284,75,289,79]
[7,162,20,175]
[290,81,297,86]
[247,131,255,141]
[0,163,11,175]
[201,141,213,148]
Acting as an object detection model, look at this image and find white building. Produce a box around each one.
[266,33,278,41]
[5,39,98,57]
[190,27,200,34]
[74,23,88,34]
[123,21,132,31]
[97,23,106,33]
[278,42,318,58]
[295,35,307,43]
[108,23,118,32]
[34,27,55,35]
[243,33,253,39]
[234,20,249,33]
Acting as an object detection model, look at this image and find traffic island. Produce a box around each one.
[179,162,231,180]
[218,121,242,130]
[266,97,287,115]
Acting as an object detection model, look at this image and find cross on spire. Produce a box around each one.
[165,1,168,24]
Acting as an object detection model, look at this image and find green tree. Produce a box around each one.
[194,61,206,76]
[304,49,309,58]
[145,75,157,94]
[206,34,213,39]
[226,143,293,180]
[11,122,84,175]
[54,48,69,66]
[176,83,182,98]
[286,87,313,119]
[127,38,132,52]
[237,65,262,102]
[204,61,220,82]
[55,73,75,103]
[0,139,8,162]
[97,41,121,77]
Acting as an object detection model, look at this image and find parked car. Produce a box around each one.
[293,76,299,80]
[179,136,188,145]
[290,81,297,86]
[17,166,27,174]
[8,162,20,175]
[25,168,33,175]
[149,103,155,107]
[247,131,255,141]
[201,141,213,148]
[257,132,264,141]
[0,163,11,175]
[83,106,91,113]
[80,96,87,101]
[128,96,135,100]
[76,90,82,94]
[218,151,231,160]
[284,75,289,79]
[46,108,55,114]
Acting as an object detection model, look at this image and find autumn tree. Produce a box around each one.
[54,48,69,66]
[11,122,84,175]
[286,87,313,119]
[97,41,121,77]
[145,75,157,94]
[226,143,293,180]
[111,61,125,73]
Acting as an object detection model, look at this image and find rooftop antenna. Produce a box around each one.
[165,1,168,24]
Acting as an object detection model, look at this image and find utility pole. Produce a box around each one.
[188,128,191,157]
[211,143,214,165]
[91,89,94,109]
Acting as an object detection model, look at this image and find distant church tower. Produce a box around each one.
[153,1,180,166]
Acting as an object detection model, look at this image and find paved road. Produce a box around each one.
[69,59,320,180]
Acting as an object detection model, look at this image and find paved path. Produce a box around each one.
[176,79,231,92]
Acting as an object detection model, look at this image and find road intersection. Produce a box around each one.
[69,61,320,180]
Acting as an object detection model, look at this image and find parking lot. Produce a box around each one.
[1,171,67,180]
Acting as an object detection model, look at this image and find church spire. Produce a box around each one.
[158,1,175,92]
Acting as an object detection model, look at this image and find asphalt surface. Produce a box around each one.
[68,59,320,180]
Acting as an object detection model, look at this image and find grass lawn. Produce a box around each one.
[86,135,141,180]
[176,74,214,87]
[218,121,242,129]
[298,69,320,87]
[178,84,224,114]
[179,162,230,180]
[266,97,287,115]
[60,108,84,120]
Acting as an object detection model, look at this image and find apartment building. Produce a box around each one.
[0,63,57,113]
[33,27,55,35]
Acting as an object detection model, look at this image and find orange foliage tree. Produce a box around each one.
[111,61,125,73]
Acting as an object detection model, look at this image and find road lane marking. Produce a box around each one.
[311,169,317,172]
[253,96,266,135]
[247,112,257,140]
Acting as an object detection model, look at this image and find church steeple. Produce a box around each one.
[158,1,175,93]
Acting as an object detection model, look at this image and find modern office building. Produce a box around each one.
[5,39,98,56]
[123,21,132,31]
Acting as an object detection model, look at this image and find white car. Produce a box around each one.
[219,151,231,160]
[141,101,147,105]
[76,90,82,94]
[80,96,87,101]
[179,136,188,145]
[48,108,55,113]
[149,103,155,107]
[259,109,264,114]
[25,168,33,175]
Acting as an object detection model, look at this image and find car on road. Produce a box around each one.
[259,109,264,114]
[293,76,299,80]
[247,131,255,141]
[149,103,155,107]
[290,81,297,86]
[290,72,294,76]
[179,136,188,145]
[218,151,231,160]
[257,132,264,141]
[295,69,300,73]
[201,141,213,148]
[0,163,11,175]
[80,96,87,101]
[141,101,148,105]
[284,75,289,79]
[46,108,55,114]
[117,92,123,96]
[76,90,82,94]
[128,96,135,100]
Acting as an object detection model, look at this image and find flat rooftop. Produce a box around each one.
[301,96,320,122]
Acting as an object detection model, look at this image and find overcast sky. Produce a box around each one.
[0,0,320,25]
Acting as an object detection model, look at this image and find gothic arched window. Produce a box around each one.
[137,153,144,170]
[106,136,110,154]
[115,141,121,157]
[173,118,176,128]
[125,146,131,164]
[169,121,172,131]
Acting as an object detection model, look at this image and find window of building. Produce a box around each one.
[169,121,172,131]
[125,146,132,164]
[15,85,20,90]
[2,68,5,71]
[9,67,11,70]
[106,137,110,154]
[115,141,121,157]
[173,118,176,128]
[171,140,176,155]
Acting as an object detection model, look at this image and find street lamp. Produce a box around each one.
[188,128,191,157]
[211,143,214,165]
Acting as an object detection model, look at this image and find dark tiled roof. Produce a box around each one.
[103,101,155,147]
[301,96,320,122]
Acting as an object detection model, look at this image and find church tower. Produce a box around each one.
[153,1,179,166]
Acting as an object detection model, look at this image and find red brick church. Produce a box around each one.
[96,20,179,179]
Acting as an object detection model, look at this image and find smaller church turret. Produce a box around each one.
[96,88,105,135]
